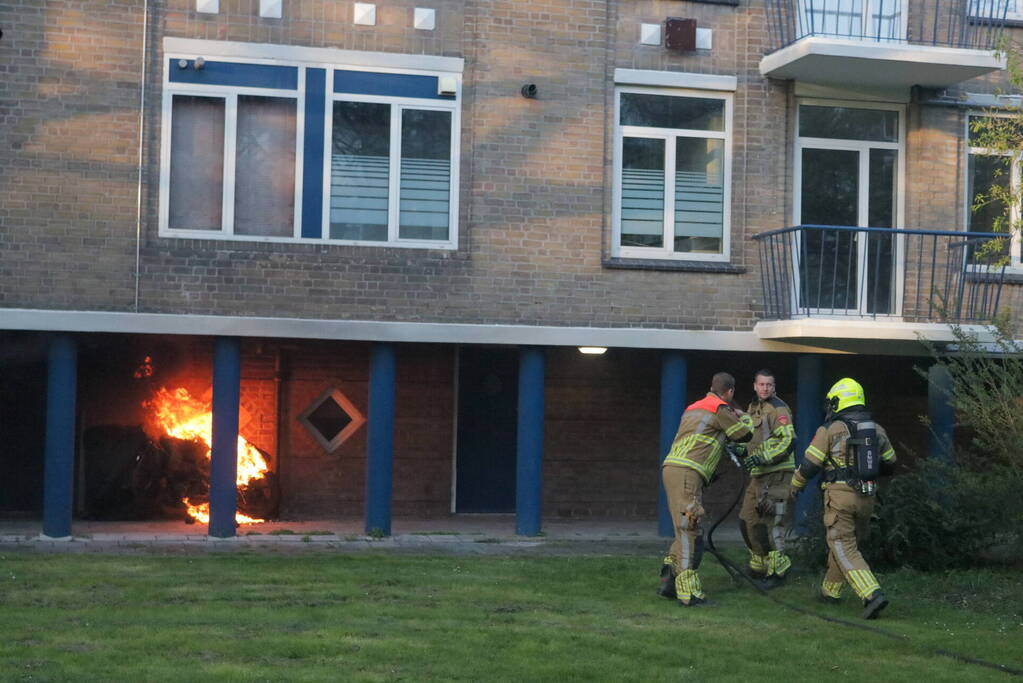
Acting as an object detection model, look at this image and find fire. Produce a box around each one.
[183,499,262,526]
[145,387,269,525]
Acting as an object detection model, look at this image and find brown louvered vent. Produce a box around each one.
[665,18,697,52]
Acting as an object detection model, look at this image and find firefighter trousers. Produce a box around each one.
[739,470,793,577]
[822,485,882,600]
[662,465,705,603]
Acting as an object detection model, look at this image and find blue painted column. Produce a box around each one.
[794,354,824,531]
[927,364,955,464]
[42,335,78,540]
[209,337,241,539]
[365,343,396,537]
[516,346,545,536]
[658,351,687,537]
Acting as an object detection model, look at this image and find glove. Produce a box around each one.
[741,454,766,473]
[787,485,801,502]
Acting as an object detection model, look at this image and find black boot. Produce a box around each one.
[657,564,677,599]
[862,590,889,620]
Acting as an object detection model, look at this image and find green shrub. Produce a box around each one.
[791,461,1023,572]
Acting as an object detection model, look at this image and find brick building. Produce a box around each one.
[0,0,1019,537]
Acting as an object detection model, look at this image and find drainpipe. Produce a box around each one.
[133,0,150,312]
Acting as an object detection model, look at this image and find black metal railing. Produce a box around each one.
[765,0,1008,52]
[753,225,1007,323]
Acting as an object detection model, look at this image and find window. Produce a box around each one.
[298,387,366,453]
[330,102,453,242]
[159,40,461,249]
[966,115,1019,266]
[797,0,906,41]
[970,0,1017,22]
[613,88,732,261]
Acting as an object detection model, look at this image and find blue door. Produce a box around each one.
[455,347,517,513]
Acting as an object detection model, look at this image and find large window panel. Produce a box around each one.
[674,137,724,253]
[968,154,1011,233]
[967,150,1013,263]
[169,95,225,231]
[620,93,724,131]
[330,101,391,241]
[799,105,898,142]
[620,137,666,248]
[234,96,297,237]
[399,109,452,241]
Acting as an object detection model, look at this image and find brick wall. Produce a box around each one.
[0,0,823,331]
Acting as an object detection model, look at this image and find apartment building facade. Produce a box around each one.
[1,0,1018,537]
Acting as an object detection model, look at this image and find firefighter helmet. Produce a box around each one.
[826,378,865,413]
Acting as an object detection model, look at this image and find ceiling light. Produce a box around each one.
[578,346,607,355]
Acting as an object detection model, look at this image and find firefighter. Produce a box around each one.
[737,369,796,588]
[789,378,897,620]
[657,372,754,607]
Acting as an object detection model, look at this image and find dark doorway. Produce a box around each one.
[0,335,47,514]
[455,347,517,512]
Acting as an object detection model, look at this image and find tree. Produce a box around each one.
[968,47,1023,265]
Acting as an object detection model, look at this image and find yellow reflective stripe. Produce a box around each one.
[755,423,795,465]
[821,580,844,599]
[768,550,792,577]
[791,471,807,489]
[881,447,895,462]
[805,445,827,464]
[725,416,751,437]
[749,552,768,572]
[846,569,880,600]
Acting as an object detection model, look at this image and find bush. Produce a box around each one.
[922,319,1023,473]
[791,460,1023,572]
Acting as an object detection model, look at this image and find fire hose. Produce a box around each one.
[699,444,1023,678]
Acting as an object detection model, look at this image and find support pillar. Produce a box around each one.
[927,364,955,464]
[658,351,686,538]
[365,343,396,536]
[516,346,545,536]
[209,337,241,539]
[794,354,824,531]
[42,335,77,540]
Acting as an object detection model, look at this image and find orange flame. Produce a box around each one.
[183,498,262,525]
[145,387,269,525]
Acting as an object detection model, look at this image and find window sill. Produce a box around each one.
[603,257,746,273]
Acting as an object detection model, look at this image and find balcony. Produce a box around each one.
[751,225,1007,342]
[761,0,1007,88]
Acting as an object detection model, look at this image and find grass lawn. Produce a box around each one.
[0,547,1020,682]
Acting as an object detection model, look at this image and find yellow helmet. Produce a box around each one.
[826,377,865,413]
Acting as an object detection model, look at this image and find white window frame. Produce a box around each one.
[792,98,906,319]
[324,82,459,249]
[158,40,461,250]
[611,85,734,263]
[797,0,908,41]
[965,112,1023,271]
[159,81,301,239]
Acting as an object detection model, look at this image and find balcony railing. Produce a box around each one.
[752,225,1007,324]
[765,0,1008,51]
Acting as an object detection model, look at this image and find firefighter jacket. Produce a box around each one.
[746,395,796,477]
[791,408,896,491]
[663,393,754,483]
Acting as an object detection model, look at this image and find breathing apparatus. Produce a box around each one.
[825,378,879,496]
